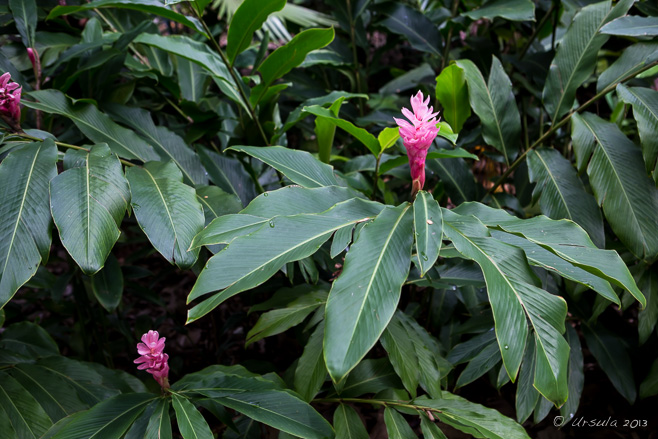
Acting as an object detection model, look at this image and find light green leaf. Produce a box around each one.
[303,105,380,156]
[25,90,159,162]
[413,190,443,276]
[226,0,286,65]
[378,127,400,152]
[384,407,416,439]
[172,394,213,439]
[463,0,535,21]
[229,145,337,188]
[324,203,414,383]
[456,57,521,165]
[294,322,327,402]
[543,0,633,121]
[50,144,129,275]
[0,140,57,309]
[600,16,658,37]
[435,64,470,133]
[126,161,205,269]
[90,253,123,312]
[333,404,368,439]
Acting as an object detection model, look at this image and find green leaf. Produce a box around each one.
[640,358,658,399]
[455,339,501,388]
[314,98,343,164]
[0,371,52,438]
[0,140,57,309]
[379,3,442,57]
[333,404,368,439]
[378,127,400,152]
[126,161,205,269]
[196,186,242,228]
[617,84,658,181]
[542,0,634,121]
[415,393,531,439]
[251,28,335,106]
[560,325,584,425]
[324,203,414,383]
[384,407,416,439]
[9,0,37,48]
[240,186,361,218]
[187,198,384,323]
[413,190,443,276]
[381,315,420,397]
[48,0,206,36]
[527,148,604,248]
[435,121,459,145]
[463,0,534,21]
[25,90,159,162]
[294,322,327,402]
[246,289,327,346]
[426,158,477,204]
[456,57,521,165]
[572,112,658,261]
[175,55,208,103]
[515,338,539,423]
[600,15,658,37]
[331,359,402,398]
[196,146,257,206]
[106,105,207,185]
[172,394,213,439]
[90,253,123,312]
[229,145,337,188]
[0,322,59,359]
[47,393,155,439]
[226,0,286,65]
[638,270,658,346]
[190,214,268,249]
[50,144,129,275]
[435,64,471,133]
[597,42,658,93]
[303,105,380,155]
[582,324,636,403]
[420,415,447,439]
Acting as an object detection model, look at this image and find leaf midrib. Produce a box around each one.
[144,169,179,261]
[534,150,574,220]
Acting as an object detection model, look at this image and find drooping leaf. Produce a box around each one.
[463,0,535,21]
[294,322,327,402]
[25,90,159,162]
[600,15,658,37]
[379,3,442,57]
[226,0,286,65]
[435,64,471,133]
[90,253,123,312]
[559,325,584,425]
[413,190,443,276]
[324,203,414,383]
[196,146,257,206]
[0,140,57,309]
[333,404,368,439]
[126,161,205,269]
[172,394,213,439]
[597,42,658,93]
[303,105,380,155]
[384,407,417,439]
[456,57,521,165]
[515,338,539,423]
[542,0,634,121]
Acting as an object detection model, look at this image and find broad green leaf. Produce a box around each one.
[303,105,380,155]
[240,186,361,218]
[190,215,268,249]
[9,0,37,48]
[572,112,658,261]
[600,16,658,37]
[515,338,539,423]
[617,84,658,181]
[187,199,384,323]
[246,289,327,345]
[0,140,57,308]
[582,324,636,403]
[106,105,207,185]
[425,158,477,204]
[384,407,416,439]
[420,416,447,439]
[381,314,420,397]
[331,359,402,398]
[543,0,633,121]
[435,64,470,133]
[379,148,478,176]
[196,146,257,206]
[527,148,604,248]
[333,404,368,439]
[314,97,344,164]
[638,270,658,345]
[175,55,208,103]
[378,127,400,152]
[435,121,459,144]
[229,145,338,188]
[294,322,327,402]
[324,203,414,382]
[413,190,443,276]
[251,28,335,106]
[172,394,213,439]
[0,322,59,359]
[463,0,535,21]
[48,393,155,439]
[90,253,123,312]
[0,371,52,438]
[640,358,658,399]
[196,186,242,229]
[25,90,158,161]
[50,144,129,275]
[126,162,205,269]
[455,340,501,388]
[48,0,206,36]
[597,43,658,93]
[415,393,531,439]
[456,57,521,165]
[379,3,441,57]
[560,325,584,425]
[226,0,286,65]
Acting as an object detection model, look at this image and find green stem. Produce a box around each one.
[193,9,270,146]
[518,2,556,59]
[313,397,443,414]
[482,59,658,200]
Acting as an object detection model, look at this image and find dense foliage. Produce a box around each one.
[0,0,657,437]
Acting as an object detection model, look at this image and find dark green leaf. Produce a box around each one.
[379,4,442,57]
[0,371,52,438]
[90,253,123,312]
[413,190,443,276]
[597,43,658,93]
[294,321,327,402]
[384,407,416,439]
[172,394,213,439]
[9,0,37,47]
[560,325,584,425]
[600,16,658,37]
[333,404,368,439]
[197,146,257,206]
[463,0,535,21]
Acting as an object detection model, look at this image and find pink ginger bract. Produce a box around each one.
[393,91,440,196]
[134,330,170,389]
[0,72,22,132]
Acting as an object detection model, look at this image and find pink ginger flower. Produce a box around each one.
[393,91,440,196]
[134,330,170,389]
[0,72,22,132]
[27,48,37,68]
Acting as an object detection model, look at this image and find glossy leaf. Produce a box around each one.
[379,3,441,57]
[172,394,213,439]
[384,407,416,439]
[226,0,286,65]
[126,161,205,269]
[463,0,535,21]
[600,16,658,37]
[333,404,368,439]
[617,84,658,180]
[0,140,57,309]
[324,203,414,382]
[543,0,633,121]
[435,64,470,133]
[456,57,521,165]
[229,145,337,188]
[413,190,443,276]
[50,144,130,275]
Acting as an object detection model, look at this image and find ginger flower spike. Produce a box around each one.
[0,72,22,132]
[134,330,170,389]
